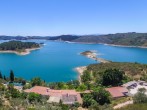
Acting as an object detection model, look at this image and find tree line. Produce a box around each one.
[0,70,14,82]
[0,41,40,52]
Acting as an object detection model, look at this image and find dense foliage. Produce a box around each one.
[86,62,147,81]
[0,41,40,52]
[81,68,127,88]
[102,69,124,86]
[82,87,111,108]
[10,70,14,82]
[48,35,80,41]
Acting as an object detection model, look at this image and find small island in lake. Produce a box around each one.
[0,41,41,55]
[80,50,110,63]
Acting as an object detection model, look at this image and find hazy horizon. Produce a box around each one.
[0,32,146,37]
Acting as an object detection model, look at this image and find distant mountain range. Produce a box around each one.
[1,32,147,47]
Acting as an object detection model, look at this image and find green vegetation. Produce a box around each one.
[117,82,147,110]
[116,103,147,110]
[0,72,2,79]
[31,77,42,87]
[0,41,40,52]
[72,32,147,47]
[48,35,80,41]
[48,80,80,90]
[81,87,111,108]
[112,97,131,106]
[86,62,147,82]
[1,62,147,109]
[82,87,111,109]
[10,70,14,82]
[1,33,147,47]
[92,87,111,105]
[80,62,147,89]
[23,32,141,47]
[28,92,42,103]
[0,70,113,109]
[133,88,147,104]
[0,83,65,110]
[80,51,93,56]
[102,69,124,86]
[81,68,127,88]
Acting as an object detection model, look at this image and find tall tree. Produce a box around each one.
[3,75,6,80]
[0,72,2,79]
[31,77,42,87]
[10,70,14,82]
[92,87,111,105]
[81,71,92,83]
[102,69,124,86]
[82,93,96,108]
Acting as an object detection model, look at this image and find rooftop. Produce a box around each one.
[24,86,82,104]
[105,87,128,98]
[24,86,50,96]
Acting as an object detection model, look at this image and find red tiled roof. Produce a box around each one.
[24,86,82,103]
[105,87,128,98]
[24,86,50,95]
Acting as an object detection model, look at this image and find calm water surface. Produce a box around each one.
[0,40,147,82]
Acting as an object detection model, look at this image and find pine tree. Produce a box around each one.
[3,75,6,80]
[10,70,14,82]
[0,72,2,79]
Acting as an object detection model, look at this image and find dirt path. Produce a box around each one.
[113,100,133,109]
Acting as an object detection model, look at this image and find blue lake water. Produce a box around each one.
[0,40,147,82]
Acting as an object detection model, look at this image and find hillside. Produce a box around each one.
[1,32,147,47]
[86,62,147,80]
[72,35,112,44]
[116,104,147,110]
[72,33,147,47]
[0,35,80,41]
[48,35,80,41]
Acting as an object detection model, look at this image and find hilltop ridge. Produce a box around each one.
[1,32,147,47]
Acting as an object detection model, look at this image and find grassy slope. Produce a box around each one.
[116,103,147,110]
[86,62,147,80]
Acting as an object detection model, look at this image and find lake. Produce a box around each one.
[0,40,147,82]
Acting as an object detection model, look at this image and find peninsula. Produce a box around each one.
[80,50,110,63]
[0,41,41,55]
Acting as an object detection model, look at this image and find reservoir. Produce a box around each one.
[0,40,147,82]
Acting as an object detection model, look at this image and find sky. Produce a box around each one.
[0,0,147,36]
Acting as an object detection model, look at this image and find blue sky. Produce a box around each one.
[0,0,147,36]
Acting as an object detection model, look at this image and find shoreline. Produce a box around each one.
[0,47,40,55]
[102,43,147,49]
[63,41,147,49]
[74,66,87,83]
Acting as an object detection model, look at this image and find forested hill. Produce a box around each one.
[48,35,80,41]
[0,41,40,52]
[1,32,147,47]
[72,33,147,47]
